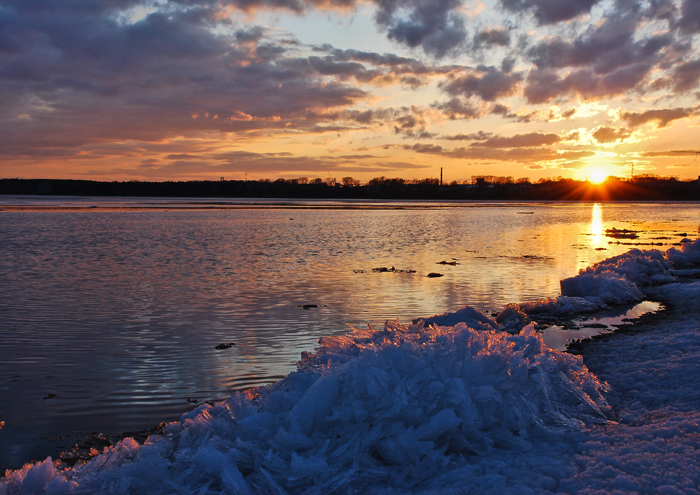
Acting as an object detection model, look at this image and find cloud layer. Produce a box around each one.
[1,0,699,180]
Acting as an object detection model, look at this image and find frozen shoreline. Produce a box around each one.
[2,240,700,494]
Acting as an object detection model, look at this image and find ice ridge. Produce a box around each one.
[520,239,700,315]
[1,320,609,494]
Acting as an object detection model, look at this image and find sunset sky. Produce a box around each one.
[1,0,699,183]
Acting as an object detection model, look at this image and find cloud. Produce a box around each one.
[619,108,691,128]
[525,14,672,74]
[592,126,632,143]
[122,148,433,177]
[593,126,632,144]
[473,132,563,148]
[500,0,600,25]
[440,66,523,101]
[431,97,484,120]
[473,28,510,49]
[2,0,699,180]
[441,131,494,141]
[403,141,595,163]
[640,149,700,157]
[441,131,563,147]
[521,11,684,102]
[523,63,653,103]
[677,0,700,34]
[3,3,460,162]
[673,60,700,93]
[404,143,444,154]
[373,0,469,58]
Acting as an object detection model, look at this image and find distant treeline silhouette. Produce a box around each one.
[1,175,699,201]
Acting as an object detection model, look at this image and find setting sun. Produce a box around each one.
[589,170,607,184]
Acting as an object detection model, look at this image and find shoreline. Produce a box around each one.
[28,276,696,476]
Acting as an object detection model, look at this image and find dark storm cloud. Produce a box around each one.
[500,0,600,25]
[440,66,523,101]
[373,0,468,58]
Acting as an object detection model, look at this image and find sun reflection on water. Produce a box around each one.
[590,203,604,246]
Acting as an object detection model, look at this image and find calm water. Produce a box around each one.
[1,197,698,470]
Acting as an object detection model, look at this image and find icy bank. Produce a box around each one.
[518,239,700,316]
[1,320,609,494]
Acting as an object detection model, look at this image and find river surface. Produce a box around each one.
[1,197,698,470]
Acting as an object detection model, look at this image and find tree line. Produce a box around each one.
[1,175,698,201]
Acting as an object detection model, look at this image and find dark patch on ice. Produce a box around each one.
[299,304,328,309]
[186,398,200,404]
[427,272,444,278]
[608,241,666,246]
[370,266,416,273]
[215,342,236,349]
[436,260,458,265]
[605,228,639,239]
[499,254,554,261]
[43,394,57,400]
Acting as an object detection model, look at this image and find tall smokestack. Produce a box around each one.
[440,167,443,186]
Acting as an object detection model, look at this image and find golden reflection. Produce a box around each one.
[591,203,603,245]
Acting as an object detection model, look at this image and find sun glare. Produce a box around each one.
[589,170,607,184]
